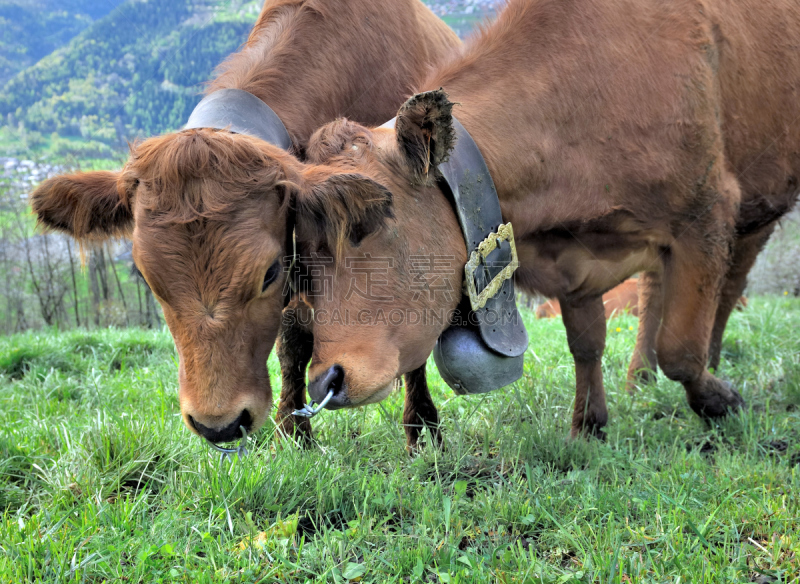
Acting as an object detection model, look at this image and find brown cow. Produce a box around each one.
[537,279,640,320]
[535,279,746,320]
[627,0,800,385]
[28,0,460,447]
[279,0,800,437]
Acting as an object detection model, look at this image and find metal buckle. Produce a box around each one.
[464,223,519,312]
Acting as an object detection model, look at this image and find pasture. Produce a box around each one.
[1,299,799,583]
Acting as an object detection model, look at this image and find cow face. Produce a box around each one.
[30,129,299,443]
[295,91,467,408]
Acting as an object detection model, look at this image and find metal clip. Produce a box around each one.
[292,389,334,418]
[464,222,520,312]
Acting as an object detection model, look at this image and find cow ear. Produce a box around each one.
[395,88,456,184]
[30,170,135,242]
[306,119,374,164]
[297,170,393,255]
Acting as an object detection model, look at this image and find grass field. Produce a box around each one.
[1,298,799,583]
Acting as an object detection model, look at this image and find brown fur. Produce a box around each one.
[208,0,459,154]
[275,296,315,445]
[403,365,441,451]
[296,169,394,258]
[292,0,799,436]
[628,0,800,383]
[29,0,461,443]
[30,171,133,241]
[395,89,456,184]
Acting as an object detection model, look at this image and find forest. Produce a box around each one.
[0,0,260,159]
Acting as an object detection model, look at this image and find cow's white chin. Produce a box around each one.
[353,381,398,406]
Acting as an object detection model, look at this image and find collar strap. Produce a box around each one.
[382,115,528,358]
[437,117,528,358]
[185,88,292,150]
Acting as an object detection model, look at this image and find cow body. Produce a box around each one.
[630,0,800,380]
[207,0,459,155]
[290,0,799,437]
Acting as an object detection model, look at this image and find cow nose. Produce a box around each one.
[188,409,253,444]
[308,364,348,408]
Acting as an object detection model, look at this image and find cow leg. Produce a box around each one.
[403,365,441,452]
[561,296,609,439]
[708,222,775,371]
[626,271,663,391]
[656,224,745,419]
[275,297,314,445]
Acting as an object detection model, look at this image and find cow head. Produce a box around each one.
[295,91,467,408]
[30,129,301,443]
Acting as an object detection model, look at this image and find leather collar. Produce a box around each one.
[437,117,528,358]
[382,116,529,359]
[185,88,292,150]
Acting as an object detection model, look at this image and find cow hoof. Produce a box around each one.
[687,375,745,419]
[625,367,657,393]
[570,418,608,441]
[405,427,444,455]
[625,374,654,394]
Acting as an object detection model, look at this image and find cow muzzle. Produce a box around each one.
[305,364,349,410]
[188,409,253,443]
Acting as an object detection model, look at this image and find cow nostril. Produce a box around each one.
[237,409,253,432]
[190,409,253,444]
[328,364,345,395]
[308,364,346,405]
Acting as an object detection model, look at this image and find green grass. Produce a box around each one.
[1,298,799,583]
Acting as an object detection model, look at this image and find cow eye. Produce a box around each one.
[262,260,281,292]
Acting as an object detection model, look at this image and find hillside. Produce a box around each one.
[0,0,260,158]
[0,0,126,85]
